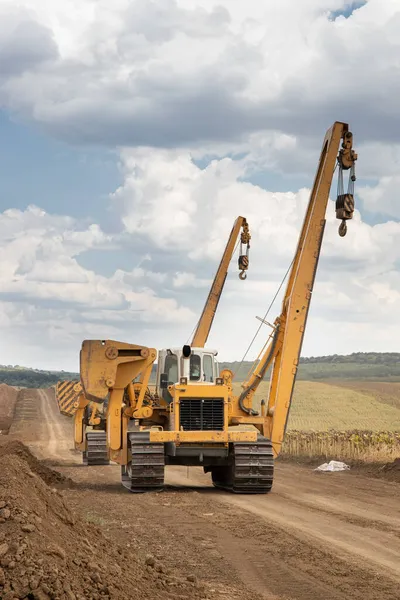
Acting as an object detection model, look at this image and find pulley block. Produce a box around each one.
[335,193,354,221]
[336,193,354,238]
[238,254,249,279]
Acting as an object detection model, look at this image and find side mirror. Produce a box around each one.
[160,373,168,389]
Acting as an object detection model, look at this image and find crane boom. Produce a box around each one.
[191,216,250,347]
[239,121,357,455]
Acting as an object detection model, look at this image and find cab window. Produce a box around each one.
[162,354,178,402]
[203,355,214,382]
[165,354,178,383]
[190,354,201,381]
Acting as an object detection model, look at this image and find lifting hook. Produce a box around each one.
[238,220,250,281]
[338,220,347,237]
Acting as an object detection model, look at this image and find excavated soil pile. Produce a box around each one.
[381,457,400,482]
[353,456,400,483]
[0,443,208,600]
[0,440,69,487]
[0,385,18,434]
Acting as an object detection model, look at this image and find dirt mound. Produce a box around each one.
[380,457,400,481]
[0,384,18,433]
[342,457,400,483]
[0,445,208,600]
[0,440,69,486]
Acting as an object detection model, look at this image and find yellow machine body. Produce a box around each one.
[76,121,358,493]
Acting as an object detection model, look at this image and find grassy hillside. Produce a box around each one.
[324,381,400,410]
[220,352,400,382]
[232,380,400,432]
[287,381,400,431]
[0,366,78,388]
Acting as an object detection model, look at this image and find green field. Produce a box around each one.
[232,380,400,432]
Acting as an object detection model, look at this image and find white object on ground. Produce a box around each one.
[315,460,350,472]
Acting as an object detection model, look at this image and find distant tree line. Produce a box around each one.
[0,367,78,388]
[1,352,400,387]
[219,353,400,381]
[300,352,400,365]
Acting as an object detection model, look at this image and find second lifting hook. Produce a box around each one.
[338,220,347,237]
[239,271,247,280]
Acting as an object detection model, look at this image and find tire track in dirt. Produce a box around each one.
[38,388,74,460]
[165,466,400,599]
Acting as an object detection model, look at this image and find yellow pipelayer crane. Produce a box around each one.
[73,217,251,466]
[78,121,357,493]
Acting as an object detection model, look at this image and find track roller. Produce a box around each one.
[211,436,274,494]
[121,431,165,493]
[83,431,110,466]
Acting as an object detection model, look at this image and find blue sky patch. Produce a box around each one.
[0,111,121,222]
[329,1,367,21]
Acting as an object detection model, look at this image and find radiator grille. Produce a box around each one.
[179,398,224,431]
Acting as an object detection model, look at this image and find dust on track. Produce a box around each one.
[5,387,400,600]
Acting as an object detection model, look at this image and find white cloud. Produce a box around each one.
[0,4,58,76]
[112,149,200,248]
[125,267,167,285]
[358,176,400,219]
[113,146,391,271]
[0,205,195,369]
[173,272,211,288]
[1,0,400,151]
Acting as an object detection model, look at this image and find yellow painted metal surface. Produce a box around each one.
[74,393,89,449]
[55,380,82,417]
[107,388,124,451]
[263,122,357,457]
[231,416,264,425]
[80,340,157,403]
[80,340,157,452]
[149,430,257,443]
[171,383,229,400]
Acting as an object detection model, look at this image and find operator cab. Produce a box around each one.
[157,346,219,403]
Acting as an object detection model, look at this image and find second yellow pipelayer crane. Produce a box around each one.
[191,215,251,348]
[78,121,358,493]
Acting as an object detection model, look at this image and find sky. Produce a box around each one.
[1,0,400,371]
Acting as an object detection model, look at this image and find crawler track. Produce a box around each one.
[211,436,274,493]
[121,431,165,492]
[83,431,110,466]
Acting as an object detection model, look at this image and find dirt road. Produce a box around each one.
[7,388,400,600]
[9,387,77,461]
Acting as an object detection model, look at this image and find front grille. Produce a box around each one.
[179,398,224,431]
